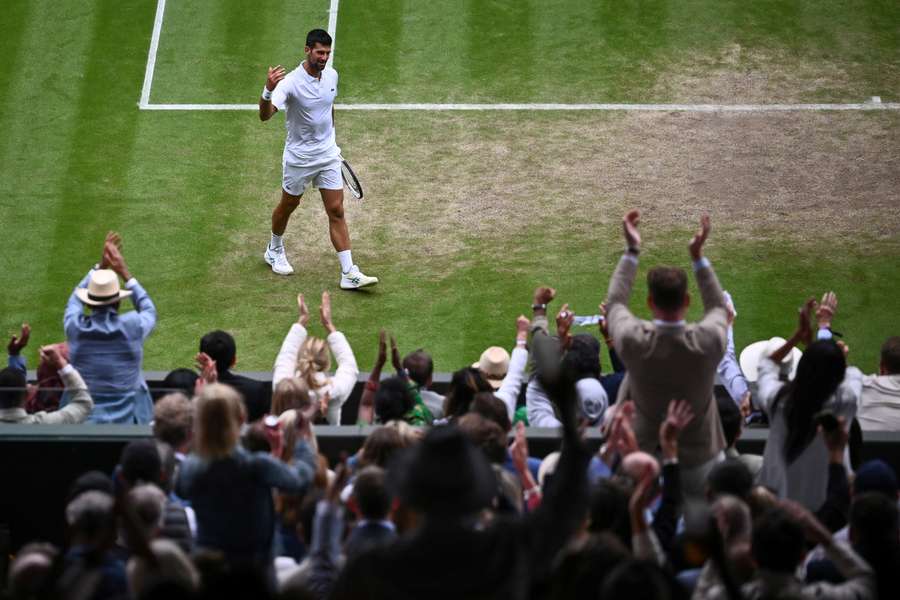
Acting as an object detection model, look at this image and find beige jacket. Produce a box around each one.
[0,365,93,424]
[606,255,728,467]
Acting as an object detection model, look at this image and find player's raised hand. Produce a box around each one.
[266,65,286,91]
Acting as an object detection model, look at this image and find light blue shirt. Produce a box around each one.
[62,269,157,423]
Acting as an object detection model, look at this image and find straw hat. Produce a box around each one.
[75,269,132,307]
[472,346,510,390]
[739,337,801,383]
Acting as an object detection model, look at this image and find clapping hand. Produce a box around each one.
[510,421,530,476]
[297,293,310,327]
[390,335,403,374]
[815,291,838,329]
[797,297,816,346]
[7,323,30,356]
[623,210,641,250]
[194,352,218,395]
[689,215,711,261]
[375,329,388,371]
[320,291,335,333]
[266,65,286,92]
[516,314,530,343]
[598,302,611,345]
[39,344,68,371]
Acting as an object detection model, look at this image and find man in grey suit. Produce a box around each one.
[606,210,729,498]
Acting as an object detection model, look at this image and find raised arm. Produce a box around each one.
[273,293,310,387]
[495,315,530,422]
[38,346,94,424]
[358,330,388,425]
[606,211,644,359]
[320,292,359,421]
[259,65,284,121]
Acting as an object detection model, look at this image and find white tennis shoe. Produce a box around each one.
[340,266,378,289]
[264,245,294,276]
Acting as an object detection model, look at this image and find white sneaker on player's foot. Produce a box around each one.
[340,266,378,289]
[264,245,294,275]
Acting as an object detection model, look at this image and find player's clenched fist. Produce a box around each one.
[266,65,286,91]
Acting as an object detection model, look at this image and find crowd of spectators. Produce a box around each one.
[2,213,899,599]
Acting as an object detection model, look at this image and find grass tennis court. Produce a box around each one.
[1,0,898,374]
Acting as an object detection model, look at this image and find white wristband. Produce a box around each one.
[261,87,273,101]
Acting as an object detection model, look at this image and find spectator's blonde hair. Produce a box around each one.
[275,409,320,461]
[297,337,330,390]
[272,377,312,416]
[152,392,193,450]
[194,384,243,460]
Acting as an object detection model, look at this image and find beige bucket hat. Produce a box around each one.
[472,346,510,390]
[739,336,802,383]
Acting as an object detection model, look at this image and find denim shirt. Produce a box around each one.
[63,269,156,423]
[175,442,316,563]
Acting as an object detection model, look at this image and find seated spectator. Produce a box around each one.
[175,383,316,571]
[63,233,156,424]
[857,336,900,431]
[716,395,762,479]
[528,302,609,427]
[0,345,93,424]
[605,212,728,498]
[160,368,199,398]
[696,499,875,600]
[442,366,494,420]
[757,298,862,511]
[471,314,529,421]
[373,376,421,424]
[356,425,408,469]
[273,291,358,424]
[124,484,199,597]
[200,329,271,422]
[6,323,74,414]
[344,466,397,560]
[403,349,444,420]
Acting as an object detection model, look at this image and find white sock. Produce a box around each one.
[270,233,283,250]
[337,250,353,273]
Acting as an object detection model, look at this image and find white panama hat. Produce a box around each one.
[75,269,132,307]
[739,337,802,383]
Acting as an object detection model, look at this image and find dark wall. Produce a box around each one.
[2,424,900,552]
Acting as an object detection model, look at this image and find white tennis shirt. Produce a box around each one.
[272,63,341,167]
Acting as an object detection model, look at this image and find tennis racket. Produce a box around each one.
[341,158,363,200]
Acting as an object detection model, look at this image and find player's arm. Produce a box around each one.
[259,65,285,122]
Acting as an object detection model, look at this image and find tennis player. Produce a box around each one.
[259,29,377,289]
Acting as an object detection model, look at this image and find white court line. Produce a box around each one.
[327,0,339,67]
[140,101,900,111]
[138,0,899,113]
[139,0,167,108]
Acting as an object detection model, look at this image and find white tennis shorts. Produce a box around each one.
[282,159,342,196]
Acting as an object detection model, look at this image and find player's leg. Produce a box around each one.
[264,164,308,275]
[316,164,378,289]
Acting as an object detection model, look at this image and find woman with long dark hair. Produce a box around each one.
[757,298,862,510]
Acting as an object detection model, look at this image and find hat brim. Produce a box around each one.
[75,288,132,307]
[472,362,505,389]
[739,340,801,382]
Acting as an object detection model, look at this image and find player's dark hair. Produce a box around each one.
[647,267,688,312]
[199,330,236,374]
[306,29,332,49]
[403,350,434,387]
